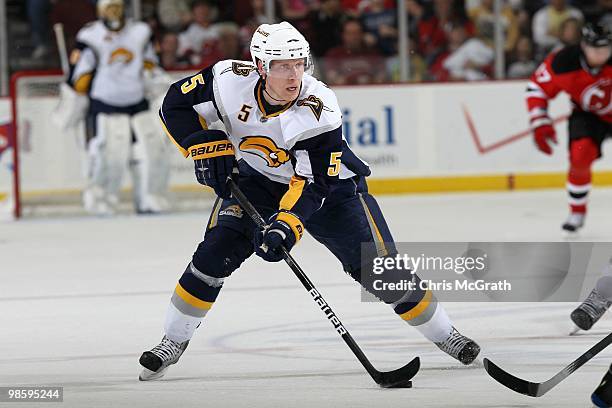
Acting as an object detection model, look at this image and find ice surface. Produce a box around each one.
[2,188,612,407]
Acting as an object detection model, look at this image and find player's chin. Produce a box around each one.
[285,86,299,99]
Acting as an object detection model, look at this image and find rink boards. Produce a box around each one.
[2,78,612,202]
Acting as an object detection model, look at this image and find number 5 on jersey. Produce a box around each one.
[181,73,205,94]
[328,152,342,176]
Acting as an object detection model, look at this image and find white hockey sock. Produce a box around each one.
[411,304,453,343]
[395,290,453,343]
[164,302,204,343]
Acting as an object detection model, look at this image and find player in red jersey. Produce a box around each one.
[526,22,611,233]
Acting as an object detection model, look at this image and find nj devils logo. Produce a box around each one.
[581,79,612,116]
[239,136,290,168]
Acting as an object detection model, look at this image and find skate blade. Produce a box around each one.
[139,367,168,381]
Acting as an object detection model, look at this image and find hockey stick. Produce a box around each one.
[53,23,69,76]
[227,179,420,388]
[484,332,612,397]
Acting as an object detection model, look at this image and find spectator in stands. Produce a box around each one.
[144,12,164,44]
[49,0,97,51]
[468,0,519,52]
[157,0,192,32]
[558,17,583,47]
[201,23,246,67]
[417,0,475,66]
[178,1,220,66]
[323,18,387,85]
[507,35,537,78]
[532,0,583,58]
[307,0,348,57]
[278,0,317,35]
[341,0,395,15]
[582,0,612,26]
[442,19,495,81]
[27,0,51,59]
[361,0,398,56]
[340,0,364,16]
[428,24,467,81]
[247,0,274,26]
[158,32,191,69]
[239,0,276,58]
[386,38,427,82]
[405,0,425,38]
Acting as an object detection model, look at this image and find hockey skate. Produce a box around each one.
[82,187,115,216]
[139,336,189,381]
[561,212,585,233]
[571,289,612,331]
[592,364,612,407]
[435,327,480,365]
[136,194,167,215]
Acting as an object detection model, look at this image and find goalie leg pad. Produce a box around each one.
[84,112,131,212]
[131,110,172,207]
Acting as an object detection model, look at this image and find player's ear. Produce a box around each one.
[256,60,266,79]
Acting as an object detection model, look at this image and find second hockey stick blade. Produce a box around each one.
[484,331,612,397]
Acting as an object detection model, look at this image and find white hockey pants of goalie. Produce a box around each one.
[84,111,171,215]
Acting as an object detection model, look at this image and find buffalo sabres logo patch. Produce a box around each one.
[219,204,243,219]
[297,95,325,121]
[239,136,290,168]
[221,62,257,77]
[108,48,134,64]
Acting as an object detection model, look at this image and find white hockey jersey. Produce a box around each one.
[160,60,370,221]
[69,20,158,107]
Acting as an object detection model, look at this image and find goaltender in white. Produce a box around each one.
[56,0,173,215]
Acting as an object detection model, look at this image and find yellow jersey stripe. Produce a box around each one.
[159,116,189,157]
[143,60,156,70]
[279,176,306,211]
[73,73,93,94]
[362,200,388,257]
[399,290,433,321]
[174,283,214,310]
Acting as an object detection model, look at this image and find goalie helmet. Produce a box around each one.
[250,22,313,75]
[98,0,125,31]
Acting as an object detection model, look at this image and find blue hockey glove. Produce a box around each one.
[254,211,304,262]
[184,129,237,199]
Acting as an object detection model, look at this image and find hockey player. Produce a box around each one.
[571,257,612,331]
[63,0,171,215]
[526,22,611,233]
[138,22,480,381]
